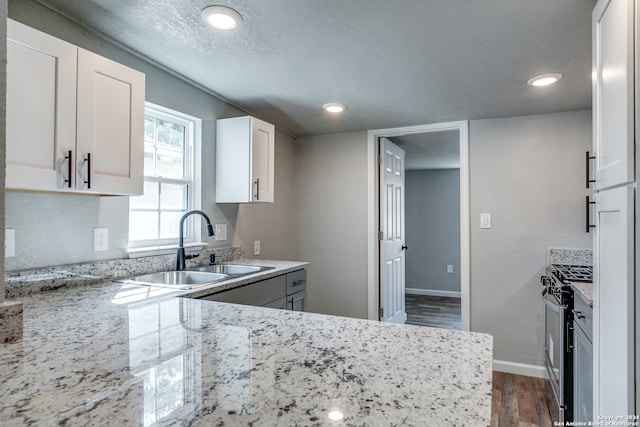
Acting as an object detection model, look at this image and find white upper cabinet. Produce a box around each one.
[6,19,77,192]
[6,19,145,196]
[76,49,145,195]
[592,0,635,190]
[216,116,275,203]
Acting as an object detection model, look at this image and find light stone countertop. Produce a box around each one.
[571,282,593,307]
[0,261,493,426]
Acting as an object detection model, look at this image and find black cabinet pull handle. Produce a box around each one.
[84,153,92,189]
[254,178,260,200]
[401,245,408,251]
[64,150,72,188]
[586,151,596,188]
[291,279,306,287]
[572,309,586,320]
[585,196,596,233]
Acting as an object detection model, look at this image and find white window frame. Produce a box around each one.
[128,102,202,255]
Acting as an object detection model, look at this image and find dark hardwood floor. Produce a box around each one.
[405,293,461,329]
[492,371,555,427]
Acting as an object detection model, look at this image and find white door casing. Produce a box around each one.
[380,138,407,323]
[367,121,470,329]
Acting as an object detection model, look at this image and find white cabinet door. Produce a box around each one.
[6,19,77,192]
[251,118,275,203]
[76,48,145,196]
[216,116,275,203]
[593,185,634,418]
[592,0,635,190]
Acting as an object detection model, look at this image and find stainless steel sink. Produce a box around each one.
[117,270,228,290]
[196,264,274,276]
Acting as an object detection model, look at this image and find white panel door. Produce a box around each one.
[251,118,275,203]
[6,19,77,192]
[593,185,634,418]
[380,138,407,324]
[76,48,145,196]
[592,0,635,190]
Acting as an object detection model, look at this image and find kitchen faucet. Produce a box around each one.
[176,210,215,271]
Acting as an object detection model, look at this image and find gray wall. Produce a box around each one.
[293,110,591,368]
[295,132,369,318]
[5,0,297,270]
[469,110,592,366]
[405,169,460,294]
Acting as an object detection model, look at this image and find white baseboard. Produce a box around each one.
[405,288,461,298]
[493,360,548,379]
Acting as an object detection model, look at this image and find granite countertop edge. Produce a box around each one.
[0,259,493,426]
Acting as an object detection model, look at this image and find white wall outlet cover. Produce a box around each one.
[253,240,261,256]
[480,213,492,229]
[93,227,109,252]
[447,265,453,273]
[5,228,15,258]
[215,224,228,241]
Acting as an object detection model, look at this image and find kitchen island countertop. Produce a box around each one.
[0,264,493,426]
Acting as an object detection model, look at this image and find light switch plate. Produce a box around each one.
[5,228,15,258]
[253,240,261,256]
[215,224,228,241]
[94,227,108,252]
[447,265,453,273]
[480,213,492,229]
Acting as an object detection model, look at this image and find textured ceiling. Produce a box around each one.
[391,131,460,170]
[31,0,596,137]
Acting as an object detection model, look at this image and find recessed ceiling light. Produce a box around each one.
[201,5,242,31]
[527,73,563,87]
[323,103,347,113]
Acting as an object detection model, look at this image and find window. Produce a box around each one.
[129,103,201,249]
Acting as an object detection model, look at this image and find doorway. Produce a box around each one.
[366,121,470,330]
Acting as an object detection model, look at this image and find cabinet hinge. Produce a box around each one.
[379,307,384,318]
[378,230,384,241]
[377,155,382,166]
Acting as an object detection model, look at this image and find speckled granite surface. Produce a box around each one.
[547,248,592,266]
[571,282,593,307]
[0,269,493,426]
[0,301,23,343]
[4,246,241,298]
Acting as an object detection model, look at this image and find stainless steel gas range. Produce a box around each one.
[541,264,593,424]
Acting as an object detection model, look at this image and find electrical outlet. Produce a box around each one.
[94,227,108,252]
[215,224,228,241]
[447,265,453,274]
[5,228,15,258]
[253,240,261,256]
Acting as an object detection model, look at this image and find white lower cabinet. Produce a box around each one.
[6,19,145,196]
[200,269,307,312]
[593,185,635,417]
